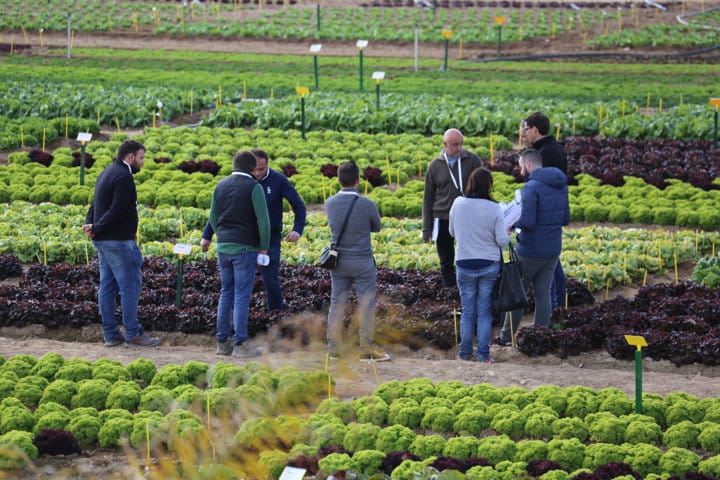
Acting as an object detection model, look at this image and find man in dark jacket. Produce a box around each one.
[499,149,570,346]
[522,111,568,308]
[202,149,306,311]
[422,128,483,288]
[83,140,160,348]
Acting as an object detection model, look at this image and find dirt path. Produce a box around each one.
[2,322,719,401]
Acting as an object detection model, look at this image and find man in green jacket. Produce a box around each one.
[209,150,270,358]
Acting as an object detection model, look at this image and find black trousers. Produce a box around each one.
[436,218,456,287]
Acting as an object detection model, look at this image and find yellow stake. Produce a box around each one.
[674,252,678,284]
[85,241,89,265]
[43,239,47,265]
[42,129,46,151]
[189,90,193,115]
[643,270,648,286]
[489,134,494,166]
[565,291,568,309]
[621,98,626,118]
[370,357,379,385]
[115,117,120,132]
[179,208,185,239]
[242,81,246,101]
[572,112,576,135]
[21,27,28,42]
[145,419,151,464]
[321,175,326,202]
[327,371,332,399]
[65,113,69,138]
[555,124,560,139]
[453,308,458,345]
[605,277,610,300]
[364,179,369,195]
[659,98,663,111]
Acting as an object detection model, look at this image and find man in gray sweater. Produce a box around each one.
[423,128,483,288]
[324,161,389,362]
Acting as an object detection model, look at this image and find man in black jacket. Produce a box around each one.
[83,140,160,348]
[521,112,568,308]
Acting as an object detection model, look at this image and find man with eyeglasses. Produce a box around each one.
[521,112,568,309]
[422,128,483,288]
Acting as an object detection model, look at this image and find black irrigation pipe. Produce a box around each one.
[474,44,720,62]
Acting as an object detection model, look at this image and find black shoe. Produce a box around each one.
[103,335,124,347]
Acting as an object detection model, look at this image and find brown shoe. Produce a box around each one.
[359,346,391,362]
[125,334,160,348]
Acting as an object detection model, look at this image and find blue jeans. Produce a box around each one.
[456,262,500,360]
[260,243,283,311]
[327,256,377,354]
[551,260,566,308]
[500,255,559,343]
[93,240,143,341]
[216,252,257,344]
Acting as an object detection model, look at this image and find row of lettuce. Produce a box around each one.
[4,53,715,107]
[2,131,719,232]
[2,0,717,47]
[2,354,720,478]
[2,199,719,289]
[1,85,717,139]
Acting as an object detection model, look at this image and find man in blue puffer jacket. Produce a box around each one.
[499,149,570,346]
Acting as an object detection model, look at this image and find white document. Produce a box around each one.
[501,189,522,230]
[431,217,439,242]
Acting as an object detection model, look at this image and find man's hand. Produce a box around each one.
[422,233,432,243]
[82,224,94,239]
[200,238,211,253]
[285,231,301,242]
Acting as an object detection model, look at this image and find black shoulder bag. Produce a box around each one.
[492,241,529,313]
[318,195,358,270]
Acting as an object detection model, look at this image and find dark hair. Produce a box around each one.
[337,161,359,188]
[524,112,550,136]
[520,148,543,167]
[251,149,268,162]
[464,168,495,201]
[116,140,145,163]
[233,150,257,173]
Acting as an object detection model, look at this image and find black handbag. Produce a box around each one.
[493,241,529,313]
[318,196,358,270]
